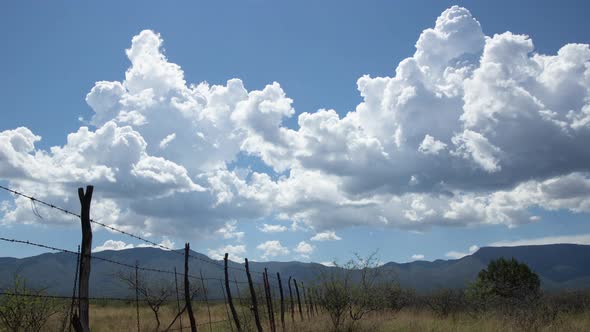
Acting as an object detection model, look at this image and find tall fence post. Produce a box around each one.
[288,277,295,323]
[245,258,263,332]
[277,273,285,331]
[135,261,140,332]
[293,279,304,321]
[199,270,213,332]
[224,253,242,332]
[218,279,235,332]
[174,267,183,331]
[184,243,197,332]
[76,185,93,332]
[263,269,276,332]
[65,245,80,332]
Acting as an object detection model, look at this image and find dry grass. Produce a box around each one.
[32,301,590,332]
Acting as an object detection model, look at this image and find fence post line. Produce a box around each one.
[276,273,285,331]
[224,253,242,332]
[135,261,140,332]
[288,277,295,323]
[199,270,213,332]
[174,267,183,331]
[184,243,197,332]
[76,185,93,332]
[245,258,263,332]
[293,279,304,321]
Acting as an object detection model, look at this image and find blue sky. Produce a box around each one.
[1,0,590,264]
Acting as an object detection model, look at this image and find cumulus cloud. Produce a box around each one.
[2,5,590,241]
[310,231,342,241]
[215,220,245,240]
[294,241,314,258]
[411,254,425,260]
[207,244,247,261]
[93,238,175,252]
[258,223,288,233]
[256,240,290,259]
[94,240,134,252]
[445,244,479,259]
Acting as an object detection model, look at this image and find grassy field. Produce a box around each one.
[35,301,590,331]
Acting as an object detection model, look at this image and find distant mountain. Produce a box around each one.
[1,244,589,298]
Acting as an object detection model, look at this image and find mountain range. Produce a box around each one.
[1,244,589,298]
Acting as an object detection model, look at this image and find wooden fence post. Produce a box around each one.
[277,273,285,331]
[224,253,242,332]
[263,269,276,332]
[245,259,263,332]
[174,267,183,330]
[135,261,140,332]
[77,185,93,332]
[288,277,294,323]
[293,279,304,321]
[199,270,213,332]
[184,243,197,332]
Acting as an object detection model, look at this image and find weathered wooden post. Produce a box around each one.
[135,261,140,332]
[77,185,93,332]
[288,276,295,323]
[263,269,276,332]
[184,243,197,332]
[174,267,183,330]
[245,258,263,332]
[277,273,285,331]
[293,279,304,321]
[199,270,213,332]
[224,253,242,332]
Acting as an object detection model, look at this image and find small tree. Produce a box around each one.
[117,270,184,332]
[316,251,398,331]
[468,257,540,303]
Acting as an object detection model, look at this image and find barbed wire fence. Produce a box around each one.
[0,184,319,332]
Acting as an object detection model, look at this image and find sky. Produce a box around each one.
[1,0,590,264]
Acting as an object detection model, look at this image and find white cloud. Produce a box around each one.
[258,223,288,233]
[411,254,425,260]
[93,240,134,252]
[215,220,245,241]
[93,238,175,252]
[2,6,590,239]
[319,261,336,267]
[256,240,290,260]
[445,244,479,259]
[159,133,176,149]
[207,244,247,261]
[419,135,447,155]
[310,231,342,242]
[294,241,314,257]
[490,234,590,247]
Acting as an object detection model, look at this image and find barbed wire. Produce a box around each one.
[0,292,232,304]
[0,184,274,278]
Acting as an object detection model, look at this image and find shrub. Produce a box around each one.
[0,276,63,332]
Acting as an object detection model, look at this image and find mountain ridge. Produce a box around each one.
[1,244,589,298]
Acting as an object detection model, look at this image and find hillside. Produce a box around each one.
[1,244,589,298]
